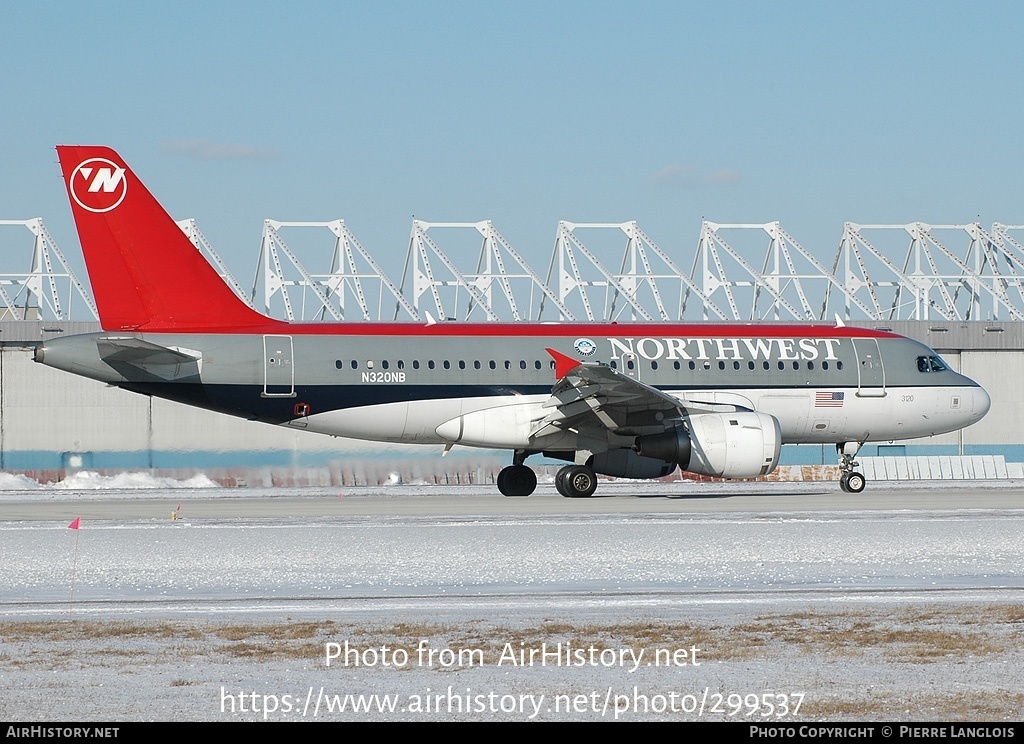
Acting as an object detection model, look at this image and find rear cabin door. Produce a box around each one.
[263,335,295,397]
[852,338,886,397]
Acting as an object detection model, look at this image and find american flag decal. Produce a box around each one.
[815,391,845,407]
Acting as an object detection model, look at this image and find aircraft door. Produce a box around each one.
[263,335,295,397]
[852,338,886,397]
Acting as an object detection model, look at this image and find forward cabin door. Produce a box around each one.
[852,338,886,397]
[263,335,295,397]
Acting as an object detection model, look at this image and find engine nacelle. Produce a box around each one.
[636,411,781,479]
[589,450,677,479]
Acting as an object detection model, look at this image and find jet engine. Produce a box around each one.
[635,411,781,479]
[589,450,677,479]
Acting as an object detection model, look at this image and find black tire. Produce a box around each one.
[554,466,570,497]
[498,464,536,496]
[563,465,597,498]
[839,473,850,492]
[845,471,866,493]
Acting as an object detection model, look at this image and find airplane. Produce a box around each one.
[34,145,991,497]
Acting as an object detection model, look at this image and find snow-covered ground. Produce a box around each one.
[2,480,1023,721]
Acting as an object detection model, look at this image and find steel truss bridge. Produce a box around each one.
[3,217,1024,323]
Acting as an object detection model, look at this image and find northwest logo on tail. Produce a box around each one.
[69,158,127,213]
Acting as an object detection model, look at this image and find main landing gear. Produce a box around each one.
[554,464,598,498]
[496,452,599,498]
[496,464,537,497]
[837,442,867,493]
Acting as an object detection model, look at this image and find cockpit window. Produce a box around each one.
[917,355,948,373]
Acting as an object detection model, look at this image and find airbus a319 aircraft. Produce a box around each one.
[35,146,991,497]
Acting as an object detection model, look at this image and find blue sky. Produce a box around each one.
[2,1,1023,294]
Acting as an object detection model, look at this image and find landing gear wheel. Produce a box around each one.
[560,465,597,498]
[836,442,866,494]
[554,467,570,497]
[844,471,866,493]
[497,465,537,497]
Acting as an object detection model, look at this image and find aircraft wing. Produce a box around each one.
[534,348,752,440]
[532,348,683,439]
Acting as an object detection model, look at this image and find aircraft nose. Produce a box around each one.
[971,385,991,422]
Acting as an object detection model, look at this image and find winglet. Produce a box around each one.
[545,347,582,380]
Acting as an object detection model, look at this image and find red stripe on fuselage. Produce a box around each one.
[146,320,899,339]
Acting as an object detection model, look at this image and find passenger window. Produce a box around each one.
[837,361,844,370]
[413,360,420,370]
[443,360,451,370]
[335,360,343,370]
[381,360,389,370]
[428,360,435,370]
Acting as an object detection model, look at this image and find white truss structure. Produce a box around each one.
[176,219,253,308]
[0,219,97,320]
[832,223,1024,321]
[253,220,416,321]
[694,221,873,321]
[539,221,724,321]
[991,224,1024,310]
[400,220,570,321]
[6,214,1024,324]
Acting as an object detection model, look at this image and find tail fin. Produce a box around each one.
[56,145,270,331]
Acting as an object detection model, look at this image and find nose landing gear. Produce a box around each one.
[837,442,867,493]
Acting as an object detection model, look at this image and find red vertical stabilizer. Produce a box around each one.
[56,145,271,331]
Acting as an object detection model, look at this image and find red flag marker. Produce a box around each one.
[68,516,82,611]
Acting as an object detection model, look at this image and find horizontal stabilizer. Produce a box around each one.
[97,337,202,366]
[97,337,203,381]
